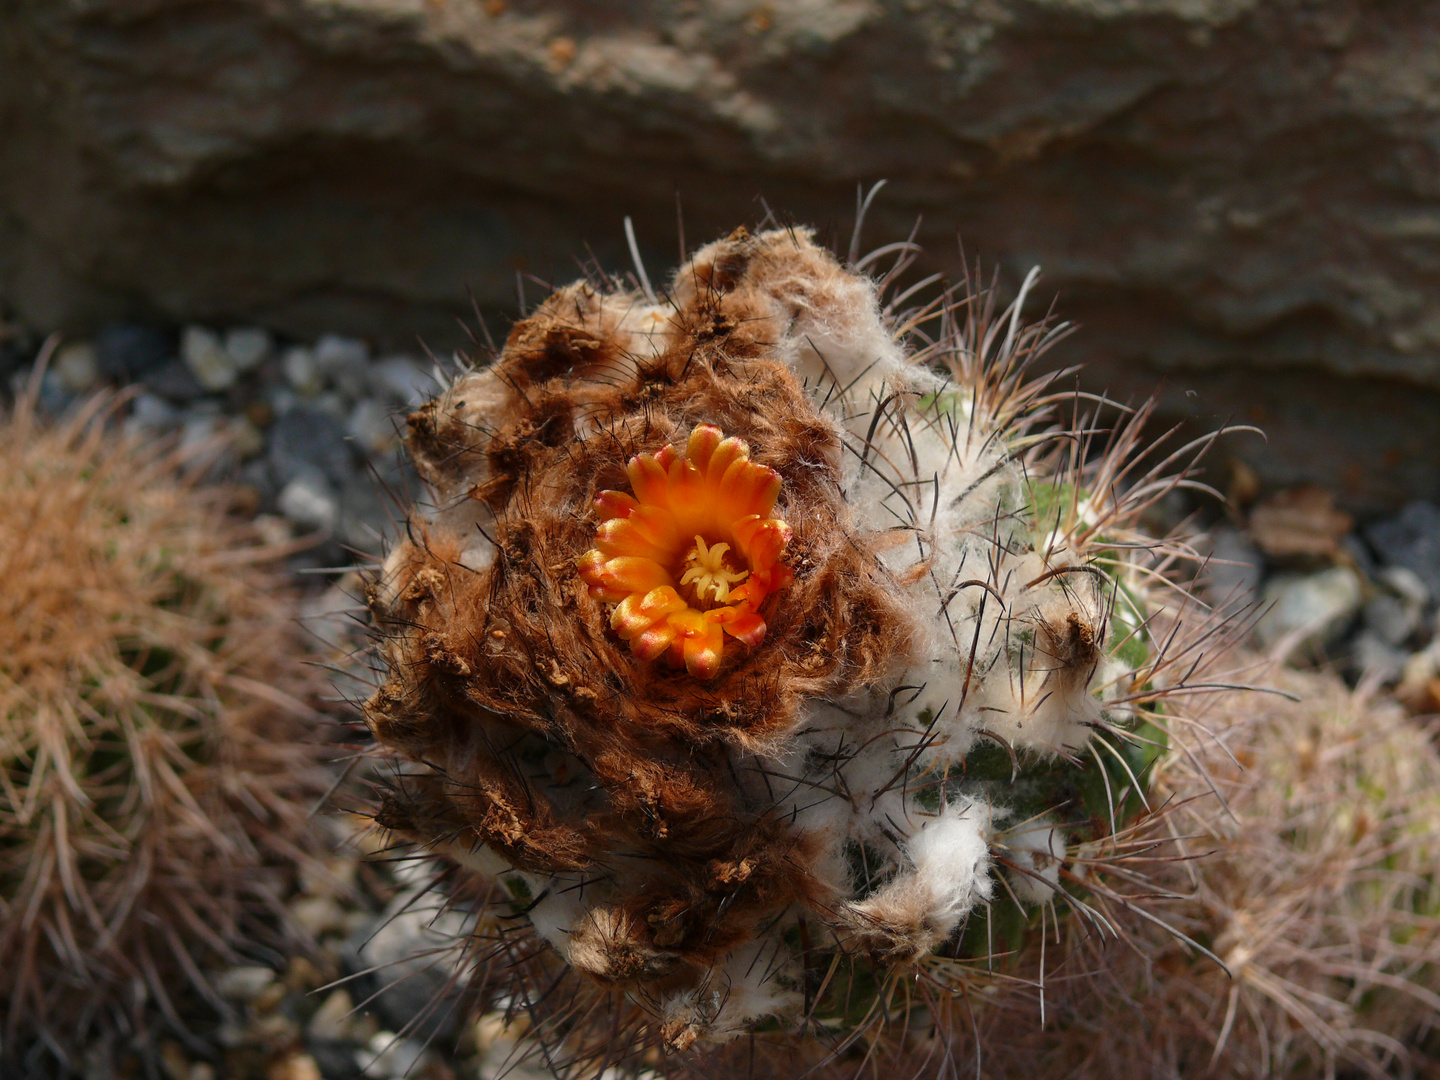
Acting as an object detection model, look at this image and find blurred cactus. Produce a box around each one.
[362,223,1242,1068]
[0,359,329,1074]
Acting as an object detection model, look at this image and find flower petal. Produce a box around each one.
[704,436,750,491]
[594,490,640,521]
[720,611,767,646]
[718,459,782,523]
[612,586,687,638]
[632,619,679,661]
[592,555,673,598]
[686,424,724,473]
[626,452,671,509]
[667,459,708,527]
[733,517,792,572]
[681,618,725,679]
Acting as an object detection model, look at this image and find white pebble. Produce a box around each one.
[277,473,340,533]
[214,964,275,1003]
[357,1033,427,1079]
[282,346,322,396]
[55,341,99,392]
[316,334,371,398]
[223,326,272,372]
[125,392,181,435]
[181,325,239,391]
[306,988,355,1042]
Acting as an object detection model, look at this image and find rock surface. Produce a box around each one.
[3,0,1440,508]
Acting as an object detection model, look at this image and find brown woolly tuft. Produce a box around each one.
[0,358,331,1074]
[367,229,917,990]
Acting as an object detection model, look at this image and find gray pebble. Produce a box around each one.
[282,345,323,396]
[278,470,341,533]
[1257,566,1363,652]
[125,392,182,434]
[1363,502,1440,601]
[94,322,172,379]
[1363,593,1419,647]
[341,888,472,1046]
[1349,630,1410,685]
[140,357,208,401]
[182,325,240,392]
[269,406,355,488]
[357,1034,427,1080]
[224,326,273,372]
[214,964,276,1003]
[316,334,371,399]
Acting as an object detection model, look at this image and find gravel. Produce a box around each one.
[1364,501,1440,601]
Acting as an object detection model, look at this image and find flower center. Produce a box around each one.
[678,535,749,609]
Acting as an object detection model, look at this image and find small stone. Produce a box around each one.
[314,390,350,420]
[215,1020,248,1048]
[290,893,348,937]
[357,1034,426,1080]
[315,334,371,398]
[224,326,273,371]
[1348,630,1408,684]
[158,1040,190,1080]
[181,325,239,391]
[266,1056,322,1080]
[342,888,473,1045]
[1364,501,1440,601]
[304,1041,361,1080]
[1378,564,1430,608]
[1362,593,1417,646]
[124,392,182,435]
[179,412,226,458]
[229,417,267,460]
[369,355,433,406]
[251,1012,303,1048]
[278,471,341,533]
[215,964,276,1003]
[269,406,355,487]
[300,584,366,655]
[254,513,294,548]
[347,398,398,457]
[54,341,99,392]
[306,989,355,1043]
[1256,565,1363,653]
[1248,485,1354,560]
[245,399,275,428]
[141,358,208,401]
[94,322,173,379]
[283,346,323,396]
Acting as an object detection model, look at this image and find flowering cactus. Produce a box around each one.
[364,225,1216,1060]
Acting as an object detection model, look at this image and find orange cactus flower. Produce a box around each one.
[578,425,794,678]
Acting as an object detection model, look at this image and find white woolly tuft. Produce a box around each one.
[1003,820,1067,905]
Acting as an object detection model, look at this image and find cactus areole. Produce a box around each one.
[366,226,1173,1050]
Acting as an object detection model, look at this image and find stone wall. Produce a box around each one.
[3,0,1438,510]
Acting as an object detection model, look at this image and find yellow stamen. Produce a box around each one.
[679,535,749,607]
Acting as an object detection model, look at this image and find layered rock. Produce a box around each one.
[2,0,1438,509]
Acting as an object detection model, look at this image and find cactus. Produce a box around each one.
[0,361,329,1074]
[363,224,1233,1067]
